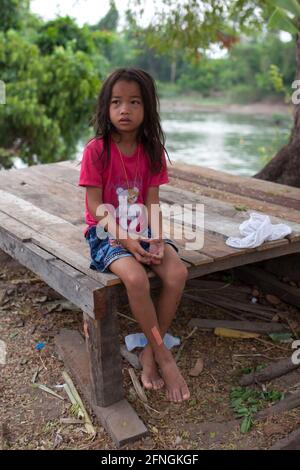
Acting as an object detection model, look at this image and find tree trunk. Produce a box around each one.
[254,31,300,188]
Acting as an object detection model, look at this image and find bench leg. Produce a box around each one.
[55,288,148,446]
[83,290,124,407]
[55,327,148,447]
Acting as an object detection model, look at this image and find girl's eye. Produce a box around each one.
[111,100,120,105]
[132,100,140,105]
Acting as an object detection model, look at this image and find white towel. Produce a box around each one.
[226,212,292,249]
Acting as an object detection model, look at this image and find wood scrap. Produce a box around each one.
[175,326,197,363]
[234,265,300,309]
[120,345,141,370]
[269,427,300,450]
[239,357,300,386]
[0,422,9,450]
[214,328,260,339]
[257,390,300,419]
[183,292,275,319]
[188,319,288,334]
[186,278,252,295]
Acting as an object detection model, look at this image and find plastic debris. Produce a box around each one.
[125,332,180,351]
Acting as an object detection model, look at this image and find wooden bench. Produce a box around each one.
[0,160,300,446]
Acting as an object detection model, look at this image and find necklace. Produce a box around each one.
[115,142,140,204]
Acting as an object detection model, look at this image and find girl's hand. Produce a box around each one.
[121,238,152,265]
[142,238,164,265]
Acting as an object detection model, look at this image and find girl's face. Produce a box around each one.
[109,80,144,135]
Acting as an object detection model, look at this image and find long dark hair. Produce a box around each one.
[88,67,171,174]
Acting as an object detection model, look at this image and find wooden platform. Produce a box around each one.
[0,160,300,446]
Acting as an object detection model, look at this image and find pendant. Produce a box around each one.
[127,187,139,203]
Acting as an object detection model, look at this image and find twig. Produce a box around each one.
[39,353,47,371]
[117,311,137,323]
[254,337,291,352]
[233,353,285,361]
[128,367,148,403]
[31,366,43,384]
[175,326,197,363]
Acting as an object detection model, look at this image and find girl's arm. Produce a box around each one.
[86,187,128,240]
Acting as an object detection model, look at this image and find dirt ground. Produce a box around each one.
[1,248,300,451]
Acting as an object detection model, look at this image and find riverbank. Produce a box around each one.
[161,97,292,117]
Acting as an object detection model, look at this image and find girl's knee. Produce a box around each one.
[123,270,150,293]
[163,264,188,288]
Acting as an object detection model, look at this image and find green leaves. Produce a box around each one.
[266,1,300,53]
[270,0,300,17]
[230,386,284,433]
[0,21,103,168]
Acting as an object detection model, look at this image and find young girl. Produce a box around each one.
[79,68,190,403]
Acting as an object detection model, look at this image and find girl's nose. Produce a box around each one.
[120,104,129,114]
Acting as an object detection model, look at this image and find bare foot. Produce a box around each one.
[139,345,164,390]
[155,348,190,402]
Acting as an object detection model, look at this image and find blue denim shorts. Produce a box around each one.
[85,225,179,273]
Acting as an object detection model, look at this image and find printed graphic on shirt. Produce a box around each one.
[115,185,148,236]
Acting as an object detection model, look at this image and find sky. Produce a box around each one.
[30,0,155,28]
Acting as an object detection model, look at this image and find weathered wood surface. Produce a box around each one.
[55,329,147,447]
[188,318,288,334]
[1,159,299,445]
[0,160,299,289]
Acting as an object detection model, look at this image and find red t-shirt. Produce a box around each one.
[78,137,169,236]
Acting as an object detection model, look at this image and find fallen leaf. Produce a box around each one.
[266,294,281,305]
[128,367,148,403]
[189,358,204,377]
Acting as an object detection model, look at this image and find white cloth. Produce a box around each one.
[226,212,292,249]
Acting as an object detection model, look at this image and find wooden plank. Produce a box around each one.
[0,191,188,285]
[26,162,80,187]
[168,178,300,223]
[0,167,85,225]
[55,329,147,447]
[162,217,213,266]
[168,162,300,207]
[0,194,119,286]
[162,188,300,250]
[188,319,288,334]
[0,225,103,318]
[161,185,300,242]
[186,239,300,280]
[270,428,300,450]
[235,265,300,308]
